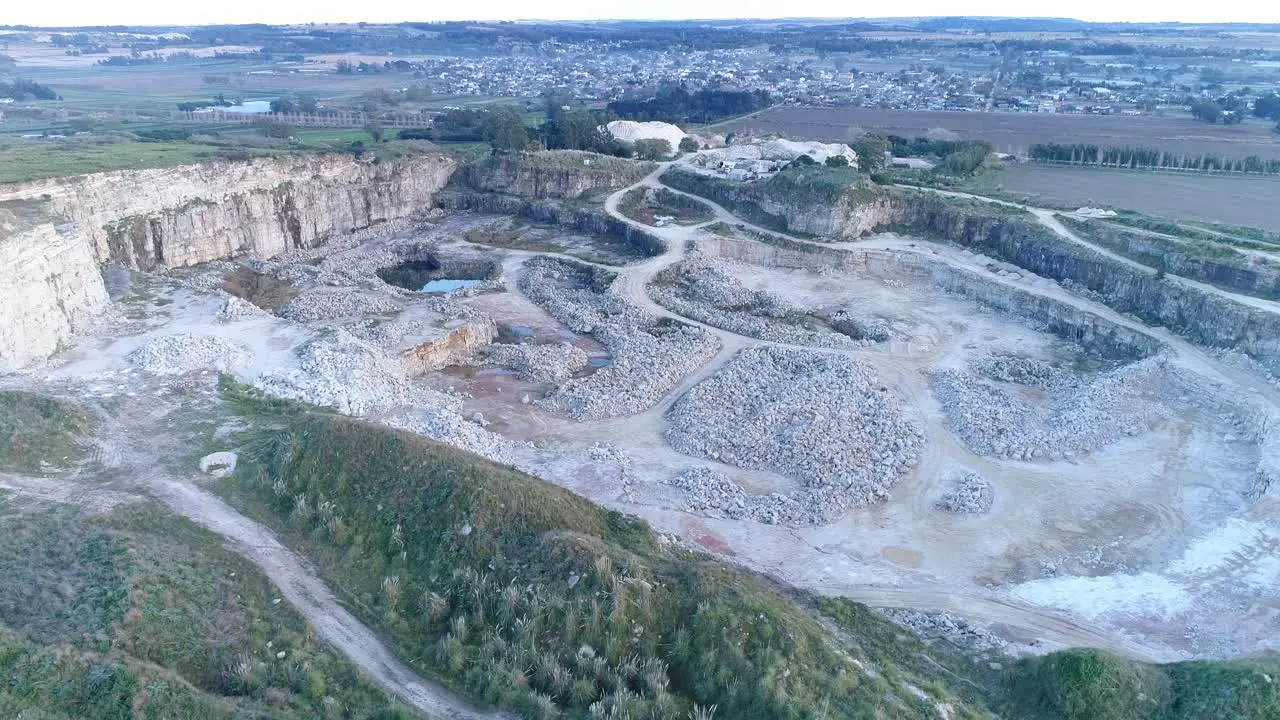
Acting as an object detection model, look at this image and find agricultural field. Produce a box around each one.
[724,106,1280,162]
[965,164,1280,227]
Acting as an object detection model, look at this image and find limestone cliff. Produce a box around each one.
[461,151,653,200]
[0,153,456,369]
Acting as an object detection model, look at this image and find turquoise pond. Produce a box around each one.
[421,279,484,293]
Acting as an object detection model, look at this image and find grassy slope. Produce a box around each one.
[215,379,1280,720]
[0,497,410,719]
[218,384,990,719]
[0,390,97,473]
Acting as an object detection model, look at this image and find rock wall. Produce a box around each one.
[0,153,456,369]
[438,190,666,258]
[461,151,652,200]
[0,220,109,368]
[399,318,497,376]
[698,237,1165,362]
[884,192,1280,370]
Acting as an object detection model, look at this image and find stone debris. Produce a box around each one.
[930,353,1176,461]
[881,609,1009,655]
[198,451,239,478]
[279,289,401,323]
[934,469,993,514]
[128,333,252,375]
[666,346,924,523]
[255,329,417,415]
[650,257,868,348]
[520,256,721,419]
[387,407,528,467]
[486,342,590,383]
[216,296,268,323]
[664,467,807,525]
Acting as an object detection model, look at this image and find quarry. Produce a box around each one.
[3,142,1279,716]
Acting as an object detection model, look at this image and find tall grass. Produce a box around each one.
[225,384,983,718]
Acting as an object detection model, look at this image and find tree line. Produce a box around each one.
[607,86,773,125]
[1029,143,1280,174]
[0,79,58,101]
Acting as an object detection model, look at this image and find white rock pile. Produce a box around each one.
[930,353,1176,461]
[486,342,590,383]
[128,333,252,375]
[650,257,865,348]
[934,469,993,514]
[520,257,721,419]
[664,467,808,525]
[255,329,416,415]
[279,289,401,323]
[387,407,528,466]
[882,609,1009,655]
[216,296,268,323]
[666,346,923,522]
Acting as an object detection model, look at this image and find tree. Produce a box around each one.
[850,135,889,172]
[825,155,849,167]
[1253,93,1280,121]
[678,136,699,154]
[1190,100,1223,124]
[295,93,318,114]
[633,138,673,160]
[482,105,529,151]
[365,121,384,143]
[269,97,295,114]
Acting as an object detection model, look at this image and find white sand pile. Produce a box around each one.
[606,120,687,149]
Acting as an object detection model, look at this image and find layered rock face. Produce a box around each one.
[0,219,109,368]
[5,154,457,271]
[0,153,456,369]
[461,151,651,200]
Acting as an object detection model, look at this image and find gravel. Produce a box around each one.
[279,289,402,323]
[520,256,721,419]
[664,467,808,525]
[666,346,924,523]
[929,353,1176,461]
[881,609,1009,656]
[216,296,268,323]
[128,333,252,375]
[486,342,590,383]
[934,468,993,514]
[387,407,528,466]
[254,329,418,415]
[650,257,869,348]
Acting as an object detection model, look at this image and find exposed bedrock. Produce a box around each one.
[0,153,457,369]
[669,168,1280,368]
[698,237,1165,362]
[438,190,666,258]
[460,150,653,200]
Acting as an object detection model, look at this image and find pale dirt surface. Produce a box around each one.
[5,155,1280,701]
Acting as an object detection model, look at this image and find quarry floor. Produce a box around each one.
[5,163,1280,683]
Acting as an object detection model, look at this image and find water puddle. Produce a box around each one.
[421,278,484,293]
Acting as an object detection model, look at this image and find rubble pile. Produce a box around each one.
[387,407,528,466]
[664,467,809,525]
[930,354,1176,461]
[650,258,865,348]
[486,342,590,383]
[882,609,1009,655]
[934,469,994,514]
[254,329,417,415]
[279,289,401,323]
[128,333,252,375]
[520,257,721,419]
[666,346,924,520]
[216,296,268,323]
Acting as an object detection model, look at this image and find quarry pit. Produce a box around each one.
[2,149,1278,672]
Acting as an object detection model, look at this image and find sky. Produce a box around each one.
[4,0,1280,28]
